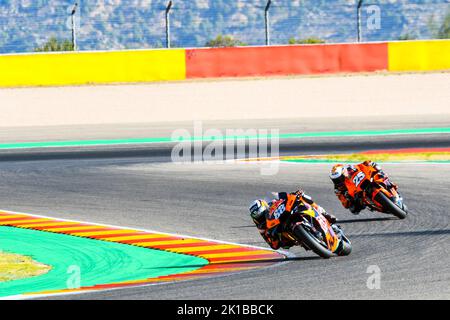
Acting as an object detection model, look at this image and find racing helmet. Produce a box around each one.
[249,199,270,223]
[329,164,346,186]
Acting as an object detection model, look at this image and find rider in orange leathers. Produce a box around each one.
[249,190,336,250]
[329,160,397,214]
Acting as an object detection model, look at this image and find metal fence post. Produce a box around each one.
[357,0,363,42]
[71,2,78,50]
[165,1,173,48]
[265,0,272,46]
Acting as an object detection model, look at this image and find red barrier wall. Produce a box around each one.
[186,43,388,78]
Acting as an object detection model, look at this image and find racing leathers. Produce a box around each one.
[252,190,336,250]
[334,160,396,214]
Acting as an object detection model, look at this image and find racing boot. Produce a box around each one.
[331,224,344,237]
[386,179,398,190]
[315,205,337,224]
[322,211,337,224]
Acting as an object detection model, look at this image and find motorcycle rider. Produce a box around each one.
[329,160,397,214]
[249,190,337,250]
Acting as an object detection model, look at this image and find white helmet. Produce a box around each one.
[249,199,269,222]
[329,164,346,185]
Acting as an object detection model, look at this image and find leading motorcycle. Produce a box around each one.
[266,195,352,259]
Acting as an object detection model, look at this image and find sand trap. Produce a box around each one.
[0,251,51,282]
[0,72,449,128]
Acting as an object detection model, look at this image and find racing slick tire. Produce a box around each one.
[375,192,408,220]
[293,224,334,259]
[337,238,352,256]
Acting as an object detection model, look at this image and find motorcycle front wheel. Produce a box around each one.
[374,192,408,219]
[293,224,334,259]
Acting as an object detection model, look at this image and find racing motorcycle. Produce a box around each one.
[345,164,408,219]
[266,195,352,259]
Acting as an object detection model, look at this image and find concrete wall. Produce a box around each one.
[0,40,449,87]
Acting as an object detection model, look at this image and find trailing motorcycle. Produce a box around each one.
[345,164,408,219]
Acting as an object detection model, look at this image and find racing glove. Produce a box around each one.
[349,204,361,215]
[349,193,366,214]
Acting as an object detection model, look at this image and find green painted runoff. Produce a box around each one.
[0,226,207,297]
[0,127,449,149]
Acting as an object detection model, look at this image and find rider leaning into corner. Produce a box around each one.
[329,160,398,214]
[249,190,337,250]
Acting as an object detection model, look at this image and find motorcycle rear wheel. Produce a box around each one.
[374,192,408,219]
[337,239,352,256]
[293,224,334,259]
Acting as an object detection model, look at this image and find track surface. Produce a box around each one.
[0,118,449,299]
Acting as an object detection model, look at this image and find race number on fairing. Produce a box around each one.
[353,172,366,187]
[273,204,285,219]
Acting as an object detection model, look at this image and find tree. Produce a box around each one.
[437,11,450,39]
[288,37,325,45]
[205,35,246,47]
[398,33,416,41]
[34,37,74,52]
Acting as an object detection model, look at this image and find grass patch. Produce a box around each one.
[0,251,51,282]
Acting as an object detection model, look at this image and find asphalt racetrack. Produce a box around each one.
[0,117,449,299]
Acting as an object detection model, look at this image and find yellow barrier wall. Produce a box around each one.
[388,40,450,72]
[0,49,186,87]
[0,40,449,88]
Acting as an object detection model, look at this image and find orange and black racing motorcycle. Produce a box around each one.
[345,164,408,219]
[266,195,352,259]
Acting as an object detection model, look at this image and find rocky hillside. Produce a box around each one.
[0,0,449,53]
